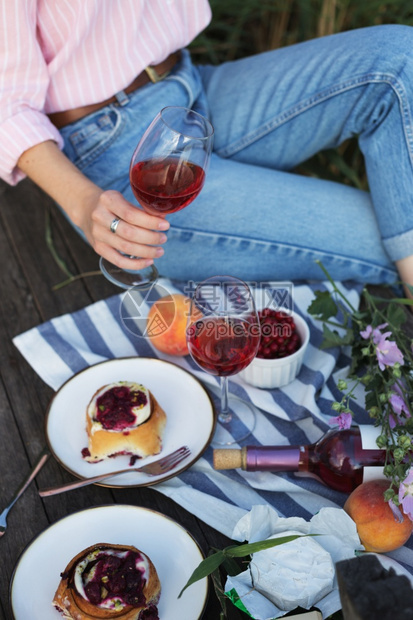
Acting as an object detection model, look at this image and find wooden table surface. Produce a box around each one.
[0,178,246,620]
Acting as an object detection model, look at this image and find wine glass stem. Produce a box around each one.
[218,376,232,424]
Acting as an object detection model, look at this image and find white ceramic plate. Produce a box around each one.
[10,504,208,620]
[45,357,215,486]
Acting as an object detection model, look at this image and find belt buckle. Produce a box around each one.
[144,65,171,84]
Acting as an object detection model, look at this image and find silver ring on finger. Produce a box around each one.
[110,217,121,234]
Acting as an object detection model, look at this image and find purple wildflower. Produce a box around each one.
[372,323,389,342]
[329,411,353,430]
[360,325,373,339]
[399,469,413,521]
[360,323,404,371]
[375,333,404,370]
[390,393,409,416]
[389,382,410,428]
[360,322,388,343]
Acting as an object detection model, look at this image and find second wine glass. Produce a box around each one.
[186,276,261,445]
[100,106,214,289]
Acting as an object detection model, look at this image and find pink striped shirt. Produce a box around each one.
[0,0,211,185]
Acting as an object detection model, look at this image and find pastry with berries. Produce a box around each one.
[83,382,166,463]
[53,542,161,619]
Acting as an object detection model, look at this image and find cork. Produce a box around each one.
[213,448,244,470]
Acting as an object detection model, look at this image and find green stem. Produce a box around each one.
[52,270,102,290]
[345,377,362,401]
[315,259,359,313]
[367,293,413,307]
[322,318,348,329]
[362,290,390,325]
[45,209,74,278]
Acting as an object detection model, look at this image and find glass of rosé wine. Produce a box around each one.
[100,106,214,289]
[186,276,261,445]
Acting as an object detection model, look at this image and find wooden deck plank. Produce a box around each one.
[0,181,242,619]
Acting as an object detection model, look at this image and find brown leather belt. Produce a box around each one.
[48,51,181,129]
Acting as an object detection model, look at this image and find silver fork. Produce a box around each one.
[39,446,191,497]
[0,448,50,537]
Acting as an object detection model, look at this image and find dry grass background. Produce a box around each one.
[190,0,413,190]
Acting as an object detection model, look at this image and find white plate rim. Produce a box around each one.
[44,357,216,487]
[9,504,209,620]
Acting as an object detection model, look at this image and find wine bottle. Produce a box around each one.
[212,426,386,493]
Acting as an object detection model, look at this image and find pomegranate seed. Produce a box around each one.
[256,309,301,359]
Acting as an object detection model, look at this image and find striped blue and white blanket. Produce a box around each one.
[13,278,413,577]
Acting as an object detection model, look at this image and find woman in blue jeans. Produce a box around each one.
[9,5,413,290]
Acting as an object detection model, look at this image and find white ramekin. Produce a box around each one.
[239,310,310,389]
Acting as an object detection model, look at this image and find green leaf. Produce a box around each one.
[178,550,225,598]
[307,290,338,321]
[385,302,407,330]
[221,555,244,577]
[178,535,308,598]
[320,324,354,349]
[352,310,370,322]
[224,534,303,557]
[365,389,380,411]
[405,418,413,434]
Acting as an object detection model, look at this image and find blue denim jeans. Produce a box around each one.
[61,24,413,284]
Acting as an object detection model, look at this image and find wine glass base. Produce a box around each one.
[212,396,257,446]
[99,257,159,290]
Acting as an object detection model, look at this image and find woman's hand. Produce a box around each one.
[17,140,170,271]
[85,189,170,270]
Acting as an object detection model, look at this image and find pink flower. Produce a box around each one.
[375,333,404,370]
[399,469,413,521]
[389,382,410,428]
[360,323,404,371]
[390,392,409,416]
[360,322,388,343]
[360,325,373,339]
[329,411,353,430]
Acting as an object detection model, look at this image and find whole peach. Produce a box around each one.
[344,478,413,553]
[146,293,200,356]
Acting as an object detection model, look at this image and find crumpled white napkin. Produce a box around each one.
[225,505,363,619]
